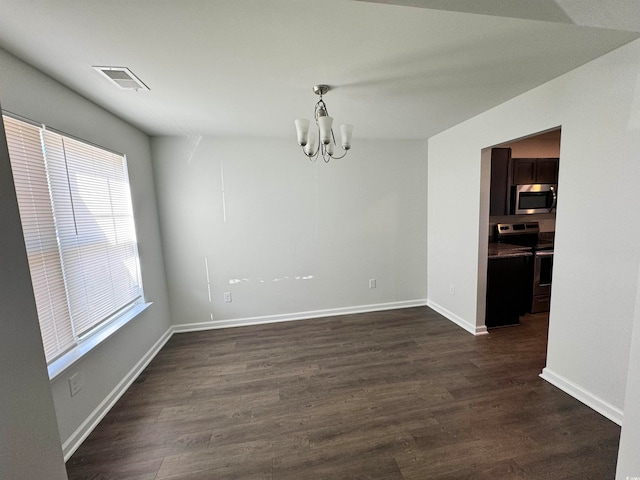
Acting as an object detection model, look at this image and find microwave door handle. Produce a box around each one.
[549,186,557,212]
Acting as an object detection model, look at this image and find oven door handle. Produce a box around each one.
[549,185,557,212]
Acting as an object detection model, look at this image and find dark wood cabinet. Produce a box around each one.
[535,158,559,184]
[490,148,511,216]
[486,255,531,327]
[512,158,536,184]
[512,157,558,184]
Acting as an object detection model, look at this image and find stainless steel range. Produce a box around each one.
[495,222,554,313]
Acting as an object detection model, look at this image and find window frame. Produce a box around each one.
[2,112,151,379]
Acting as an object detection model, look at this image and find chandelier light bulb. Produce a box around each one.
[318,116,333,145]
[326,140,334,156]
[295,118,310,146]
[305,131,317,156]
[340,124,353,150]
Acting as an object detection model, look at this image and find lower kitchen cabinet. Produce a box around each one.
[486,255,532,328]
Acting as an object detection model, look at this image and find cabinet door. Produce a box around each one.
[512,158,536,184]
[536,158,559,184]
[486,256,529,327]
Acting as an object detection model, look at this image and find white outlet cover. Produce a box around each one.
[69,373,82,396]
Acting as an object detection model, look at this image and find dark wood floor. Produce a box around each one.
[66,307,620,479]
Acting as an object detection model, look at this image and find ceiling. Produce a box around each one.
[0,0,637,140]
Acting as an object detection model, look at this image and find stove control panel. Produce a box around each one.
[496,222,540,235]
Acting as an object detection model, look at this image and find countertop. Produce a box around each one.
[488,242,533,259]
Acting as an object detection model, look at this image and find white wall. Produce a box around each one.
[0,48,172,458]
[428,35,640,433]
[152,137,428,327]
[0,111,68,480]
[616,259,640,479]
[503,130,561,158]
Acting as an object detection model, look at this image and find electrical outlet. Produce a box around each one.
[369,279,376,289]
[68,372,83,397]
[224,292,232,303]
[449,284,455,295]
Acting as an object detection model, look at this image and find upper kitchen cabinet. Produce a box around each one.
[512,158,536,184]
[512,157,559,184]
[535,158,560,184]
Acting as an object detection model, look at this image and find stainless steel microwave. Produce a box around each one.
[512,184,557,214]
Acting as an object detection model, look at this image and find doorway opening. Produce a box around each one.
[479,127,561,360]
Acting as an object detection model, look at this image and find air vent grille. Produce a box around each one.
[93,66,149,91]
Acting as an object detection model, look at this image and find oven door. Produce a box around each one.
[533,250,554,297]
[531,249,553,313]
[514,184,557,214]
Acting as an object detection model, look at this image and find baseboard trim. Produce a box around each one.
[172,299,429,333]
[426,300,488,336]
[61,327,174,461]
[540,367,623,425]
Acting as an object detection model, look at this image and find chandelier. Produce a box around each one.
[295,85,353,162]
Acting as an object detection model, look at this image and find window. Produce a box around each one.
[3,114,144,367]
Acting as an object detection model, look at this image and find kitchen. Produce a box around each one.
[486,129,560,328]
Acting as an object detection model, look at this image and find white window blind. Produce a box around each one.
[4,114,143,364]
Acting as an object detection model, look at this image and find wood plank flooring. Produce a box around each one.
[66,307,620,479]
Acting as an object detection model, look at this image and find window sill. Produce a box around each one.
[47,302,153,380]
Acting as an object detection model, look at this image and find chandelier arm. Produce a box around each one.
[325,145,333,161]
[328,150,348,160]
[314,122,322,156]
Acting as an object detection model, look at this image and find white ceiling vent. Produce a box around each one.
[93,66,150,91]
